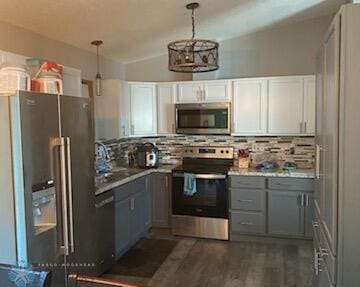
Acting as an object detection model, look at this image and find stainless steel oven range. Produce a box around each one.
[172,146,234,240]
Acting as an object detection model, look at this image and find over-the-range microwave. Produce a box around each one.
[175,102,231,135]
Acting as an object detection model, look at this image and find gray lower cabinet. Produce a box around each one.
[304,193,314,237]
[115,198,132,256]
[231,211,266,234]
[114,175,151,258]
[151,173,171,228]
[229,176,267,236]
[229,175,314,239]
[268,190,304,237]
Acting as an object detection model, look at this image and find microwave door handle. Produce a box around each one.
[66,137,75,253]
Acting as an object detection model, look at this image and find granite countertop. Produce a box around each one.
[95,164,176,196]
[96,165,314,196]
[228,167,315,179]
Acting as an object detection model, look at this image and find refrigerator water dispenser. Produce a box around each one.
[32,184,57,235]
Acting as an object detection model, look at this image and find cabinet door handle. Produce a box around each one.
[304,122,307,133]
[300,122,303,133]
[306,194,309,206]
[130,198,135,210]
[165,176,169,188]
[131,124,135,135]
[122,126,126,136]
[301,194,306,206]
[202,90,206,101]
[315,144,322,180]
[298,195,303,206]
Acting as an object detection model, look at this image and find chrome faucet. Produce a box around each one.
[95,141,111,162]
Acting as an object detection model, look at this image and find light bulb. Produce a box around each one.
[96,73,102,97]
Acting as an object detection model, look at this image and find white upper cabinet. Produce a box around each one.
[94,80,130,140]
[232,79,268,135]
[177,80,231,103]
[267,76,315,135]
[129,82,157,136]
[268,77,304,135]
[157,83,176,135]
[303,76,316,135]
[203,80,231,102]
[177,82,203,103]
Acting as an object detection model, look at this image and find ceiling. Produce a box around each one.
[0,0,347,63]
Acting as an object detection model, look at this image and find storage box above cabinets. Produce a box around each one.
[232,75,315,136]
[176,80,232,103]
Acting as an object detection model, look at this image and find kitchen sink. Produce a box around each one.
[96,168,142,185]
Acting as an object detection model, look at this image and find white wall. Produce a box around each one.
[125,54,192,82]
[195,15,333,80]
[0,20,125,80]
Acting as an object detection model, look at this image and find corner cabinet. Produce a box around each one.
[157,83,176,135]
[94,80,130,140]
[129,82,157,136]
[232,79,267,135]
[151,173,171,228]
[176,80,231,103]
[114,176,151,258]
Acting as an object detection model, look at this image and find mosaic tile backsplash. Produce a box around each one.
[101,135,315,169]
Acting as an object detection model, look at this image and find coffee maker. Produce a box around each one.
[137,143,159,168]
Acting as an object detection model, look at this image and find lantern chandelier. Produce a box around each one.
[168,2,219,73]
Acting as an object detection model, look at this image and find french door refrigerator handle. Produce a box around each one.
[57,137,70,256]
[66,137,75,253]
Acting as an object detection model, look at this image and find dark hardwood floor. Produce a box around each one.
[104,229,314,287]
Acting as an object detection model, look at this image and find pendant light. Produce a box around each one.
[168,2,219,73]
[91,40,103,96]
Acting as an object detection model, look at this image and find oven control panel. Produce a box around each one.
[182,146,234,159]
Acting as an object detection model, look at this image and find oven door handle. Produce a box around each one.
[172,173,227,180]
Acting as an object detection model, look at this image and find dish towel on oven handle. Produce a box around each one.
[183,173,197,196]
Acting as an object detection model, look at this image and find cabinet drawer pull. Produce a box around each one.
[237,182,251,186]
[275,183,291,187]
[237,199,253,203]
[239,222,253,226]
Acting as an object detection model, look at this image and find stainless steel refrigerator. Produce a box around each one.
[0,91,96,287]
